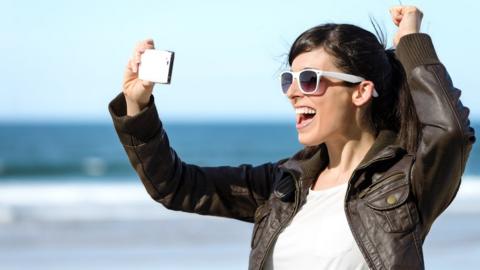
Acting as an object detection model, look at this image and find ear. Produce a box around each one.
[352,81,376,106]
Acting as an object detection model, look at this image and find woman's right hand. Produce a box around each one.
[123,39,155,116]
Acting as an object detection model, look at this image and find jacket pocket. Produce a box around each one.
[250,203,271,249]
[362,173,420,233]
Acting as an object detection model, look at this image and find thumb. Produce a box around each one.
[141,79,154,91]
[389,6,403,26]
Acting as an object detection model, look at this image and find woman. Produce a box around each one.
[109,6,476,270]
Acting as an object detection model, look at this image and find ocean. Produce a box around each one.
[0,121,479,269]
[0,122,304,180]
[1,121,479,180]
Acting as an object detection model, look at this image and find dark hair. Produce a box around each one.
[288,23,421,153]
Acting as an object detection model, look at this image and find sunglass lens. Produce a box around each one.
[299,70,318,93]
[281,72,293,94]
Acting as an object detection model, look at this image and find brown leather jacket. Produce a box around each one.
[109,33,476,270]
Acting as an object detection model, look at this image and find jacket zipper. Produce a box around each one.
[258,169,301,270]
[343,150,397,270]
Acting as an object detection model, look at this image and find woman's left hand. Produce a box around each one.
[390,5,424,47]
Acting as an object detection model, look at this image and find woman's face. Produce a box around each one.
[286,47,358,146]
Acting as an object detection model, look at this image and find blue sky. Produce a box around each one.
[1,0,479,122]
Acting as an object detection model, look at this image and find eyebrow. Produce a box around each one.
[289,67,321,71]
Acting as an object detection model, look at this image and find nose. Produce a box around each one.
[285,78,303,100]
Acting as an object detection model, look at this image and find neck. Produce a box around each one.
[324,128,376,175]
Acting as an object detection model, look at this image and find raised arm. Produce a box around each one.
[391,6,476,229]
[109,40,283,223]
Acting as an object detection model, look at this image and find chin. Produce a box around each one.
[297,132,324,147]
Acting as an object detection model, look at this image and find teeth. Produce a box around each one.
[295,107,317,115]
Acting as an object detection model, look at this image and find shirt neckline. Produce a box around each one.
[308,181,348,195]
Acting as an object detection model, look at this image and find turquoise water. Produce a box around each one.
[0,121,478,180]
[0,122,301,180]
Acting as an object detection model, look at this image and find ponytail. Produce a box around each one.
[384,49,422,153]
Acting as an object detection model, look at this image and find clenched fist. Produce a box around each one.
[390,6,423,47]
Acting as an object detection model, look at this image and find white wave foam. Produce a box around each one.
[1,176,479,223]
[0,178,199,223]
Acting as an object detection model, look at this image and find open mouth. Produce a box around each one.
[295,106,317,129]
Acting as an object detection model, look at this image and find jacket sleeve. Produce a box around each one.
[108,92,283,223]
[395,33,476,228]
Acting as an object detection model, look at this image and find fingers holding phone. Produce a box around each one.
[131,39,155,72]
[122,39,175,116]
[123,39,156,116]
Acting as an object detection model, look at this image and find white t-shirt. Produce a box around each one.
[264,181,370,270]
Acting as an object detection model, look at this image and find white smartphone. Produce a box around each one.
[138,49,175,84]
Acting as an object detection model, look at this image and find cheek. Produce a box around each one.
[314,100,351,130]
[315,110,338,132]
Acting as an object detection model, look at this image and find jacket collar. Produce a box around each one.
[278,129,406,182]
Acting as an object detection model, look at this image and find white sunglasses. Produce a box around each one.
[280,68,379,97]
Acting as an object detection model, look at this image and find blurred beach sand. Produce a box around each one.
[1,178,479,270]
[0,218,252,270]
